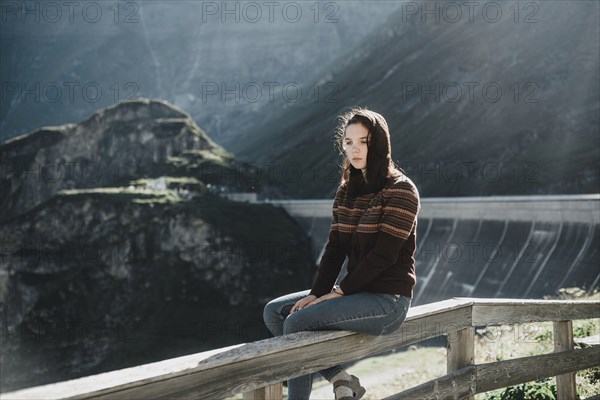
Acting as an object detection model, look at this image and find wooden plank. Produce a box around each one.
[0,334,343,400]
[476,347,600,393]
[553,321,576,400]
[447,327,475,399]
[243,383,283,400]
[2,300,474,400]
[0,343,247,400]
[470,299,600,325]
[384,366,476,400]
[408,298,474,318]
[447,327,474,373]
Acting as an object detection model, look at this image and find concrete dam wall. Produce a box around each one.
[263,195,600,306]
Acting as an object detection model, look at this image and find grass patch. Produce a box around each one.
[56,187,185,205]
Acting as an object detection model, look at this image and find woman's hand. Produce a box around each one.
[306,292,342,308]
[291,292,343,314]
[290,295,317,314]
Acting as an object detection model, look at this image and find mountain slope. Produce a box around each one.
[0,1,402,145]
[0,98,246,221]
[231,1,600,198]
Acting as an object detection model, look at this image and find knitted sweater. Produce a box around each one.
[309,173,421,298]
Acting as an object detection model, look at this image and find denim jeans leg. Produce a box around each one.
[263,289,312,337]
[263,290,316,399]
[281,291,410,337]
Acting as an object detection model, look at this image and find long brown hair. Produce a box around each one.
[335,107,403,197]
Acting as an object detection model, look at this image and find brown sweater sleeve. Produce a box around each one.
[309,186,347,297]
[339,182,420,295]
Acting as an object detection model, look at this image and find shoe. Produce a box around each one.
[332,374,366,400]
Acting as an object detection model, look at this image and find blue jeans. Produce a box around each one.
[262,289,411,399]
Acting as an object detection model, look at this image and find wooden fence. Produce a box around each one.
[3,298,599,400]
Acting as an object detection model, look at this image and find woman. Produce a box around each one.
[263,107,421,400]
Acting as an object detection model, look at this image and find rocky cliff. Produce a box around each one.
[1,98,258,221]
[0,99,313,391]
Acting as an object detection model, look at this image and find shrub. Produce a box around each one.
[484,379,566,400]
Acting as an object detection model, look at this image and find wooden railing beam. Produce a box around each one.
[470,299,600,325]
[476,347,600,393]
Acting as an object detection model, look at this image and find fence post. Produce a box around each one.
[243,383,283,400]
[447,327,475,399]
[553,320,577,400]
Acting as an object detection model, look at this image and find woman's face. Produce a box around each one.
[343,123,369,173]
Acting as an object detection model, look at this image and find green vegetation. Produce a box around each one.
[484,379,560,400]
[574,320,598,339]
[56,187,185,205]
[169,150,230,168]
[130,176,204,185]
